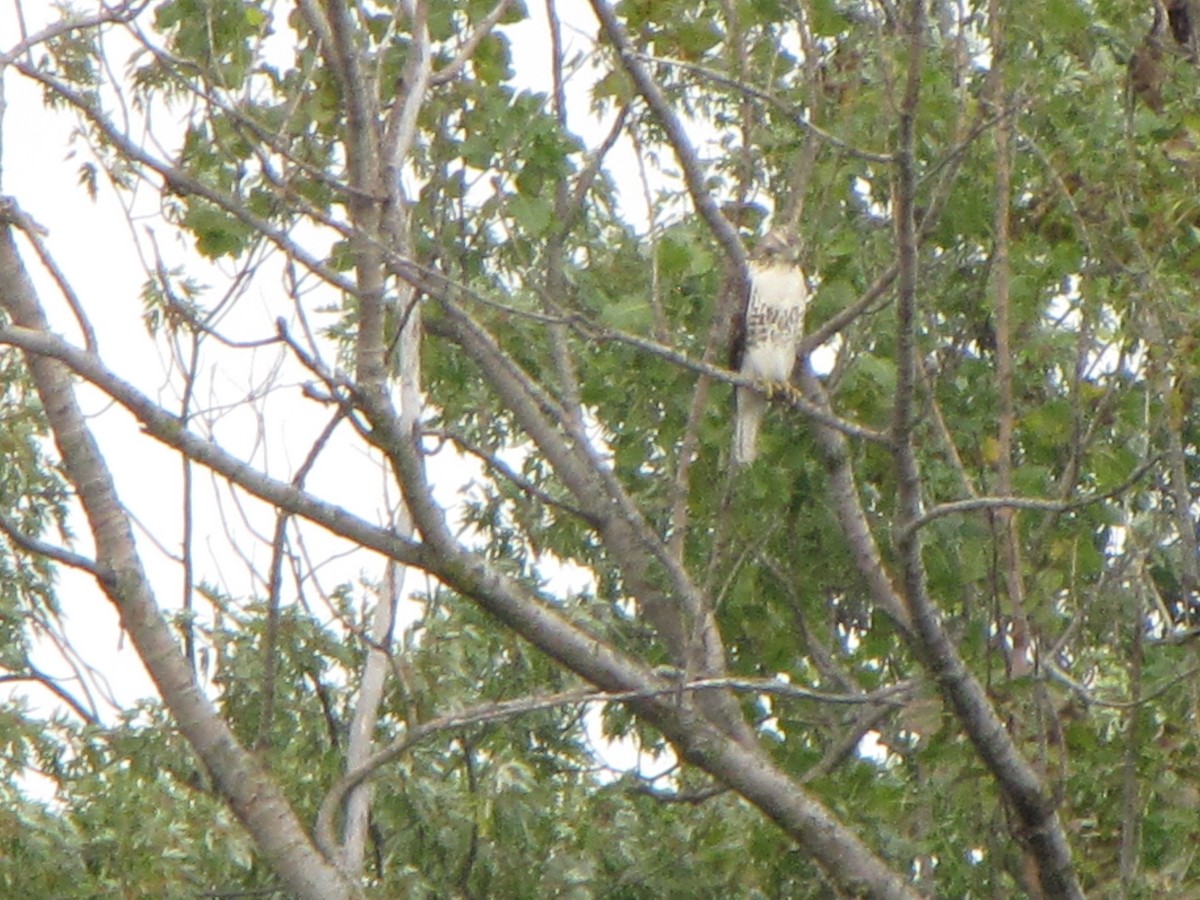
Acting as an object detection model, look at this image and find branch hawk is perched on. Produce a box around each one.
[731,230,808,465]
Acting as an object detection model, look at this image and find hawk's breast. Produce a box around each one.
[742,262,807,382]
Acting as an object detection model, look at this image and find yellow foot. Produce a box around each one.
[760,380,802,405]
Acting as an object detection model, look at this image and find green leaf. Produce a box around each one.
[598,294,653,332]
[508,193,553,236]
[809,0,850,36]
[473,33,513,84]
[180,202,252,259]
[1043,0,1090,36]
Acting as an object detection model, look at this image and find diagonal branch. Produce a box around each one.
[0,263,920,900]
[588,0,746,271]
[630,51,893,163]
[426,299,755,748]
[0,221,361,900]
[0,509,100,575]
[430,0,514,86]
[0,1,142,66]
[887,5,1083,897]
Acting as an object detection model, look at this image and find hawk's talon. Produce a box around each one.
[759,380,802,405]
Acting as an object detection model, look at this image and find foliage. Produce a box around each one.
[3,0,1200,896]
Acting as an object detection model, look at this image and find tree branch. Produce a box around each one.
[631,51,893,163]
[588,0,746,271]
[887,5,1082,896]
[0,220,362,900]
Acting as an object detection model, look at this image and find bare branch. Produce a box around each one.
[632,51,893,163]
[430,0,514,86]
[577,323,892,444]
[425,425,594,523]
[0,2,144,66]
[0,667,99,725]
[317,674,914,857]
[901,458,1158,539]
[12,64,362,297]
[799,365,912,634]
[0,201,97,352]
[0,223,362,900]
[588,0,746,271]
[887,4,1082,895]
[0,509,100,575]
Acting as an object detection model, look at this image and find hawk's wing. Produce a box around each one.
[728,268,751,372]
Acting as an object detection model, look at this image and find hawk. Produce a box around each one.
[731,231,808,465]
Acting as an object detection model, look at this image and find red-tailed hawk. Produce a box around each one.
[731,231,808,465]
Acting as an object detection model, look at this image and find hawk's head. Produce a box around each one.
[752,229,801,266]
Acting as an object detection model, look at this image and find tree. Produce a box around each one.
[0,0,1198,895]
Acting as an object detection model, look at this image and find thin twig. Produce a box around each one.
[430,0,514,86]
[632,51,893,163]
[900,457,1158,539]
[0,510,100,575]
[315,672,914,854]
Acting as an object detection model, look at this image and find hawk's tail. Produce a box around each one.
[733,386,766,465]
